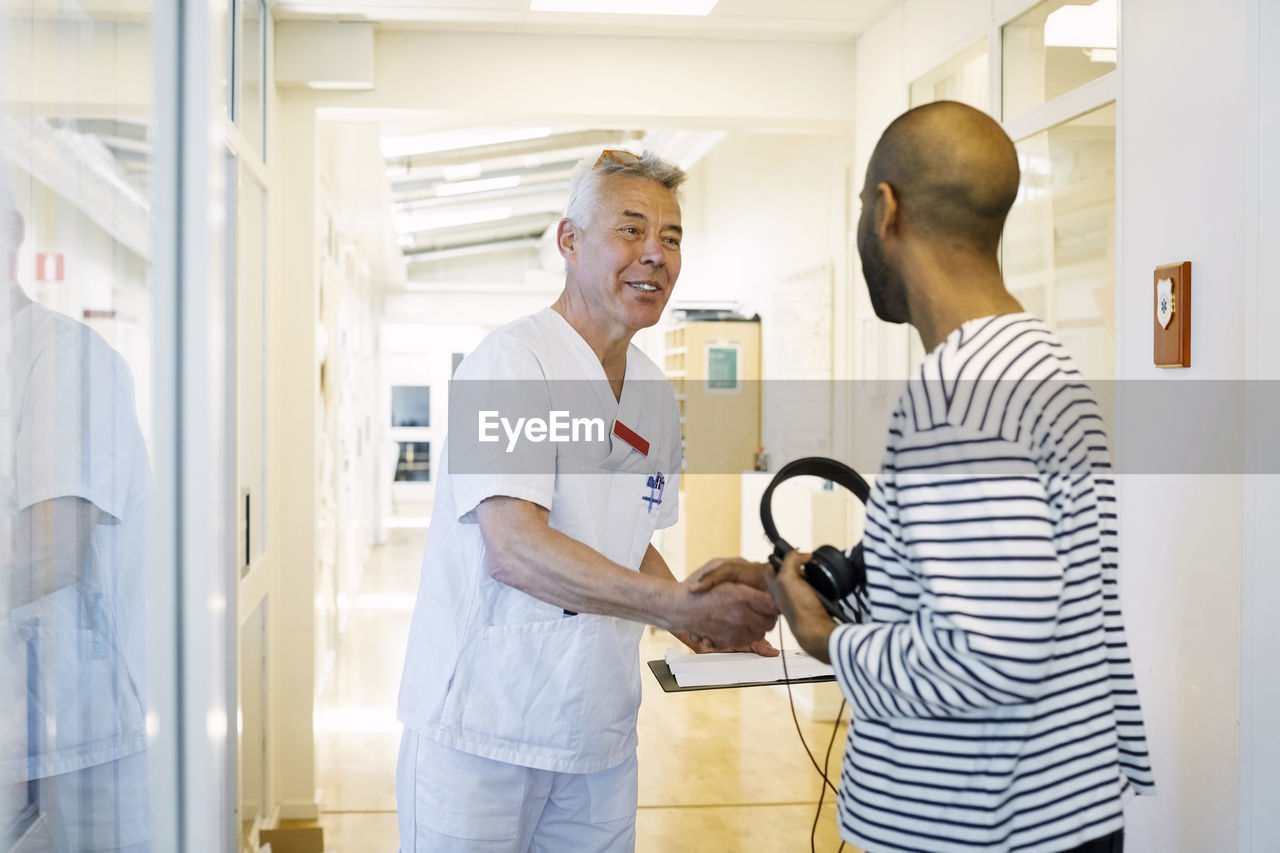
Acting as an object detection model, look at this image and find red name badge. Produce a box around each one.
[612,419,650,456]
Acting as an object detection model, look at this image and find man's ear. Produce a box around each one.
[873,182,899,242]
[556,218,578,266]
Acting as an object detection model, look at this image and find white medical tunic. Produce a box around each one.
[397,308,681,774]
[0,302,149,783]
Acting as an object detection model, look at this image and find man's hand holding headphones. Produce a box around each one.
[764,550,838,664]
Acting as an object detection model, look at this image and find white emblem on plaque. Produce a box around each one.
[1156,278,1175,329]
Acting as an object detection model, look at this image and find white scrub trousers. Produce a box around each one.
[397,730,637,853]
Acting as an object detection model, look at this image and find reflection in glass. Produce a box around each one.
[240,0,265,157]
[1002,0,1116,120]
[910,39,989,112]
[1002,103,1116,379]
[239,171,268,573]
[3,3,156,849]
[2,171,152,850]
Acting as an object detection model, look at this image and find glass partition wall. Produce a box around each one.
[1,2,241,851]
[905,0,1118,381]
[1001,0,1118,380]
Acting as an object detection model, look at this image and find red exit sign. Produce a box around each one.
[35,251,64,282]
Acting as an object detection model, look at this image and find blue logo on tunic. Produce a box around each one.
[642,472,665,513]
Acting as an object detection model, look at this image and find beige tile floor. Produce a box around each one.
[315,527,860,853]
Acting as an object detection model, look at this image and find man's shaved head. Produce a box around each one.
[857,101,1020,324]
[867,101,1020,254]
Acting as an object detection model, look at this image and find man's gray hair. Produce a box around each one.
[563,149,686,228]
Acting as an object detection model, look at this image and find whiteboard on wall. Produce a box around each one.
[762,261,834,468]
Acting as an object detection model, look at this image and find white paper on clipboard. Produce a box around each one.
[663,647,834,688]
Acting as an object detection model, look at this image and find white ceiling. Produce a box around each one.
[271,0,898,41]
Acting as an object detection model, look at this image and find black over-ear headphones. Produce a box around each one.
[759,457,871,624]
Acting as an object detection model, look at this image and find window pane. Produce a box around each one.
[1,3,158,849]
[395,441,431,482]
[240,0,264,156]
[391,386,431,428]
[239,169,267,572]
[910,39,989,111]
[222,0,234,118]
[1002,103,1117,379]
[1002,0,1116,120]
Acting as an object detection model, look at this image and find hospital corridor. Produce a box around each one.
[311,525,847,852]
[2,0,1280,852]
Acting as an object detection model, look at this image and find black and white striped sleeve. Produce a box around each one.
[828,423,1064,719]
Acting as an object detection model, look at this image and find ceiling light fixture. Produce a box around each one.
[381,126,552,159]
[305,81,374,91]
[530,0,719,15]
[443,163,484,182]
[435,175,522,197]
[394,206,514,234]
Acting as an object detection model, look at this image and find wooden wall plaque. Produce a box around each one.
[1154,261,1191,368]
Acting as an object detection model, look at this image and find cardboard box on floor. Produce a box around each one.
[259,825,324,853]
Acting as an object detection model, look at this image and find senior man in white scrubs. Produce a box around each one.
[396,149,777,852]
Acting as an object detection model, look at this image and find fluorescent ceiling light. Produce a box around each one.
[305,81,374,91]
[443,163,484,182]
[1043,0,1116,49]
[436,175,522,197]
[381,126,552,159]
[530,0,719,14]
[395,206,513,234]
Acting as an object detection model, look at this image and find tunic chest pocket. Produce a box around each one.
[604,470,665,569]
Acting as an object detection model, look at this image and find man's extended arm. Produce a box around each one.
[692,437,1066,720]
[474,496,777,649]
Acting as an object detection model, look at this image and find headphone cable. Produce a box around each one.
[778,626,852,853]
[812,696,847,852]
[778,628,839,797]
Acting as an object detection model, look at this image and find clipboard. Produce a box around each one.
[647,658,837,693]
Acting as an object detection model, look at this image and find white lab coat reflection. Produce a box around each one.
[1,298,150,853]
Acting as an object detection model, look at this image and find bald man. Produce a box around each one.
[695,102,1155,852]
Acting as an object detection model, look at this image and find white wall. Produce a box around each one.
[851,0,1275,849]
[266,93,319,819]
[1116,0,1253,846]
[283,29,856,135]
[679,133,853,315]
[1239,2,1280,848]
[676,131,855,467]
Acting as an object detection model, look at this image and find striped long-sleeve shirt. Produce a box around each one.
[828,313,1155,853]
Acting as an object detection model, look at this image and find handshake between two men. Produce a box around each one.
[679,550,835,665]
